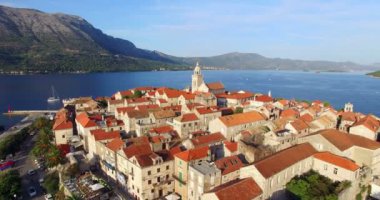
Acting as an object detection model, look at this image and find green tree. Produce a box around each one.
[0,170,21,199]
[97,99,108,108]
[0,127,29,159]
[45,145,63,168]
[133,90,143,98]
[42,172,60,195]
[286,170,349,200]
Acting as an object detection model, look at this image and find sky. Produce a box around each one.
[1,0,380,64]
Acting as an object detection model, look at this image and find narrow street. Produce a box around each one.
[13,132,46,200]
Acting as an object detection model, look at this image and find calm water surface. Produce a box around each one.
[1,70,379,129]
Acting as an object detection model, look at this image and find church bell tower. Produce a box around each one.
[191,62,204,93]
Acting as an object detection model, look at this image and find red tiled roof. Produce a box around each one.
[254,143,317,178]
[158,99,168,103]
[196,106,220,115]
[206,82,225,90]
[290,119,309,131]
[136,104,160,111]
[123,143,152,158]
[116,106,136,114]
[106,138,124,152]
[150,135,165,143]
[119,90,133,97]
[277,99,289,106]
[255,95,273,103]
[125,109,149,119]
[210,178,262,200]
[217,91,254,100]
[219,111,265,127]
[76,112,98,128]
[314,152,359,171]
[191,132,226,148]
[175,146,209,162]
[179,113,199,122]
[300,113,314,123]
[215,155,244,175]
[224,141,238,152]
[281,109,300,119]
[90,129,120,141]
[181,93,196,100]
[149,125,174,134]
[318,129,380,151]
[352,115,380,133]
[53,119,73,131]
[128,136,150,145]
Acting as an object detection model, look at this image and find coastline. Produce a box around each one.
[0,68,364,76]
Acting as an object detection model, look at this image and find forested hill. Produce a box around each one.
[0,5,377,73]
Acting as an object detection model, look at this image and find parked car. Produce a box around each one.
[27,169,36,175]
[0,161,15,171]
[39,177,44,184]
[28,186,37,197]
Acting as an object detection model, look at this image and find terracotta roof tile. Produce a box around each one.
[149,125,174,134]
[219,111,266,127]
[313,152,359,171]
[106,138,124,152]
[215,155,244,175]
[255,95,273,103]
[76,112,98,128]
[116,106,136,115]
[191,132,226,148]
[153,110,176,119]
[300,113,314,123]
[123,143,152,158]
[90,129,120,141]
[196,106,220,115]
[224,141,238,152]
[206,82,225,90]
[175,146,209,162]
[352,115,380,133]
[318,129,380,151]
[281,109,300,119]
[209,178,262,200]
[178,113,199,122]
[290,119,309,131]
[254,143,317,178]
[53,119,73,131]
[125,109,149,119]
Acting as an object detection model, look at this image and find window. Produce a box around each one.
[166,165,170,170]
[148,170,151,175]
[157,177,161,182]
[157,168,160,173]
[334,168,338,174]
[62,135,65,138]
[151,189,154,193]
[148,180,151,184]
[166,174,169,179]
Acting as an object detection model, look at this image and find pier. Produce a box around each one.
[3,110,58,116]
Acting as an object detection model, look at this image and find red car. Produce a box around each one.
[0,161,15,171]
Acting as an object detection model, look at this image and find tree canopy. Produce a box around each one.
[286,170,351,200]
[0,170,21,199]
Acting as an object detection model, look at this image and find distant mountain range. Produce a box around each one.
[0,5,378,73]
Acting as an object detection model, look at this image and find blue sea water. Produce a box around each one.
[0,70,379,129]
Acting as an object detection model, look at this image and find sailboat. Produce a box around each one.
[47,86,60,103]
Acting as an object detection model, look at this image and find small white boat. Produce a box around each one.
[47,86,60,103]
